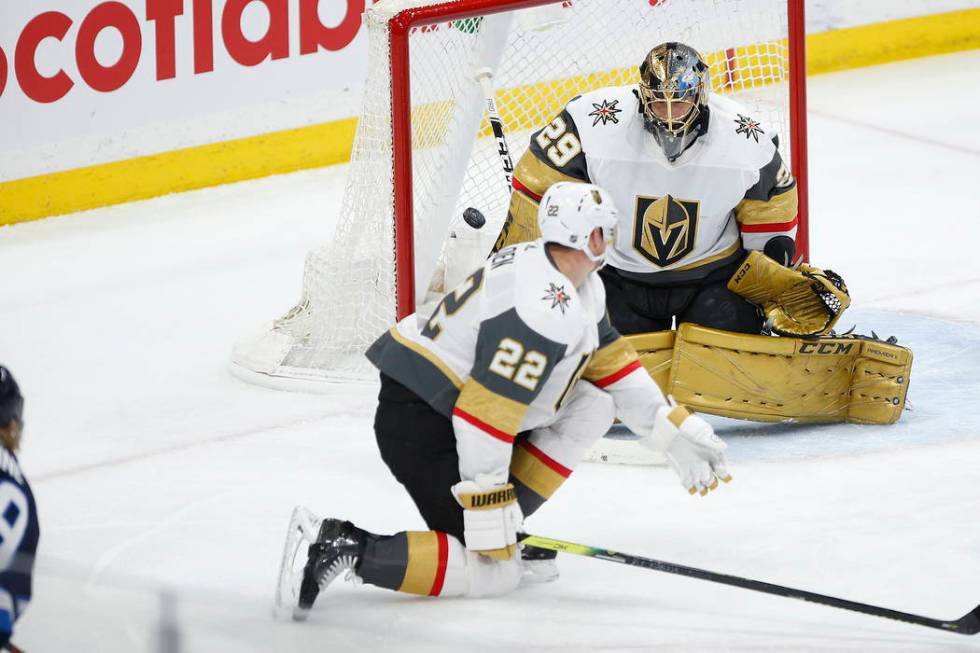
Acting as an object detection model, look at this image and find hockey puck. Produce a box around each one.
[462,207,486,229]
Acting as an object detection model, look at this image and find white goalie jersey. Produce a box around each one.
[498,86,799,281]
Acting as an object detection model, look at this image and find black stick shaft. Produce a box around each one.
[477,71,513,191]
[519,533,980,635]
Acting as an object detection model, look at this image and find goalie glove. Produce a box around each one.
[643,403,731,496]
[452,476,523,560]
[728,250,850,337]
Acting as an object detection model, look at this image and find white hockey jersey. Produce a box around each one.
[367,240,664,484]
[499,86,799,282]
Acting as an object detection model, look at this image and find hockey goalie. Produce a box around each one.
[440,41,912,426]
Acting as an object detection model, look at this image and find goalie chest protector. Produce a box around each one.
[563,87,777,278]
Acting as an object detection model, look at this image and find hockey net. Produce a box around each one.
[232,0,807,386]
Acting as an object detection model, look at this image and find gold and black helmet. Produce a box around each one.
[638,42,710,161]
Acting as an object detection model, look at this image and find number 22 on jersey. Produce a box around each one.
[489,338,547,391]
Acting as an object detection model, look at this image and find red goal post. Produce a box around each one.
[231,0,810,387]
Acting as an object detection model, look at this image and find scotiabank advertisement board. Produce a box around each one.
[0,0,376,180]
[0,0,975,183]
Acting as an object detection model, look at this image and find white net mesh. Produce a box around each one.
[232,0,798,385]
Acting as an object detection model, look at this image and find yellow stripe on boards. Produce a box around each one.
[807,8,980,75]
[0,118,357,225]
[3,9,979,226]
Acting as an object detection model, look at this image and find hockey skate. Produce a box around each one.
[520,544,559,584]
[274,506,366,621]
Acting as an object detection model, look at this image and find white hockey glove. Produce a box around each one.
[645,403,732,496]
[452,476,523,561]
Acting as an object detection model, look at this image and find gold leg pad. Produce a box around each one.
[626,325,913,425]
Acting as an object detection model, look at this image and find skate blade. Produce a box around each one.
[273,506,321,621]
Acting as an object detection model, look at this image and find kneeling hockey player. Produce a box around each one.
[276,182,730,618]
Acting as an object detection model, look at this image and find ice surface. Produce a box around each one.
[2,51,980,651]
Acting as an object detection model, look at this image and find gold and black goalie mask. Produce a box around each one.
[638,42,710,161]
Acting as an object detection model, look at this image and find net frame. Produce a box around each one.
[388,0,809,320]
[230,0,810,388]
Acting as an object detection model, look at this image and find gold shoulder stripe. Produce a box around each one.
[388,327,463,389]
[455,378,529,437]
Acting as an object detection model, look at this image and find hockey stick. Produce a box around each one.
[421,65,511,305]
[519,533,980,635]
[472,4,572,191]
[476,67,514,191]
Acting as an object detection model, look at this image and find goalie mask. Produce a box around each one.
[638,42,710,162]
[539,182,618,266]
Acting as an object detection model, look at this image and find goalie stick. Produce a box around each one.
[519,533,980,635]
[475,67,514,191]
[419,65,511,308]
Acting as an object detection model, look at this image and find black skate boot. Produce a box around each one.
[298,519,370,611]
[521,544,559,583]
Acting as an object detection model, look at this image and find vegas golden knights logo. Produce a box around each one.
[633,194,700,267]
